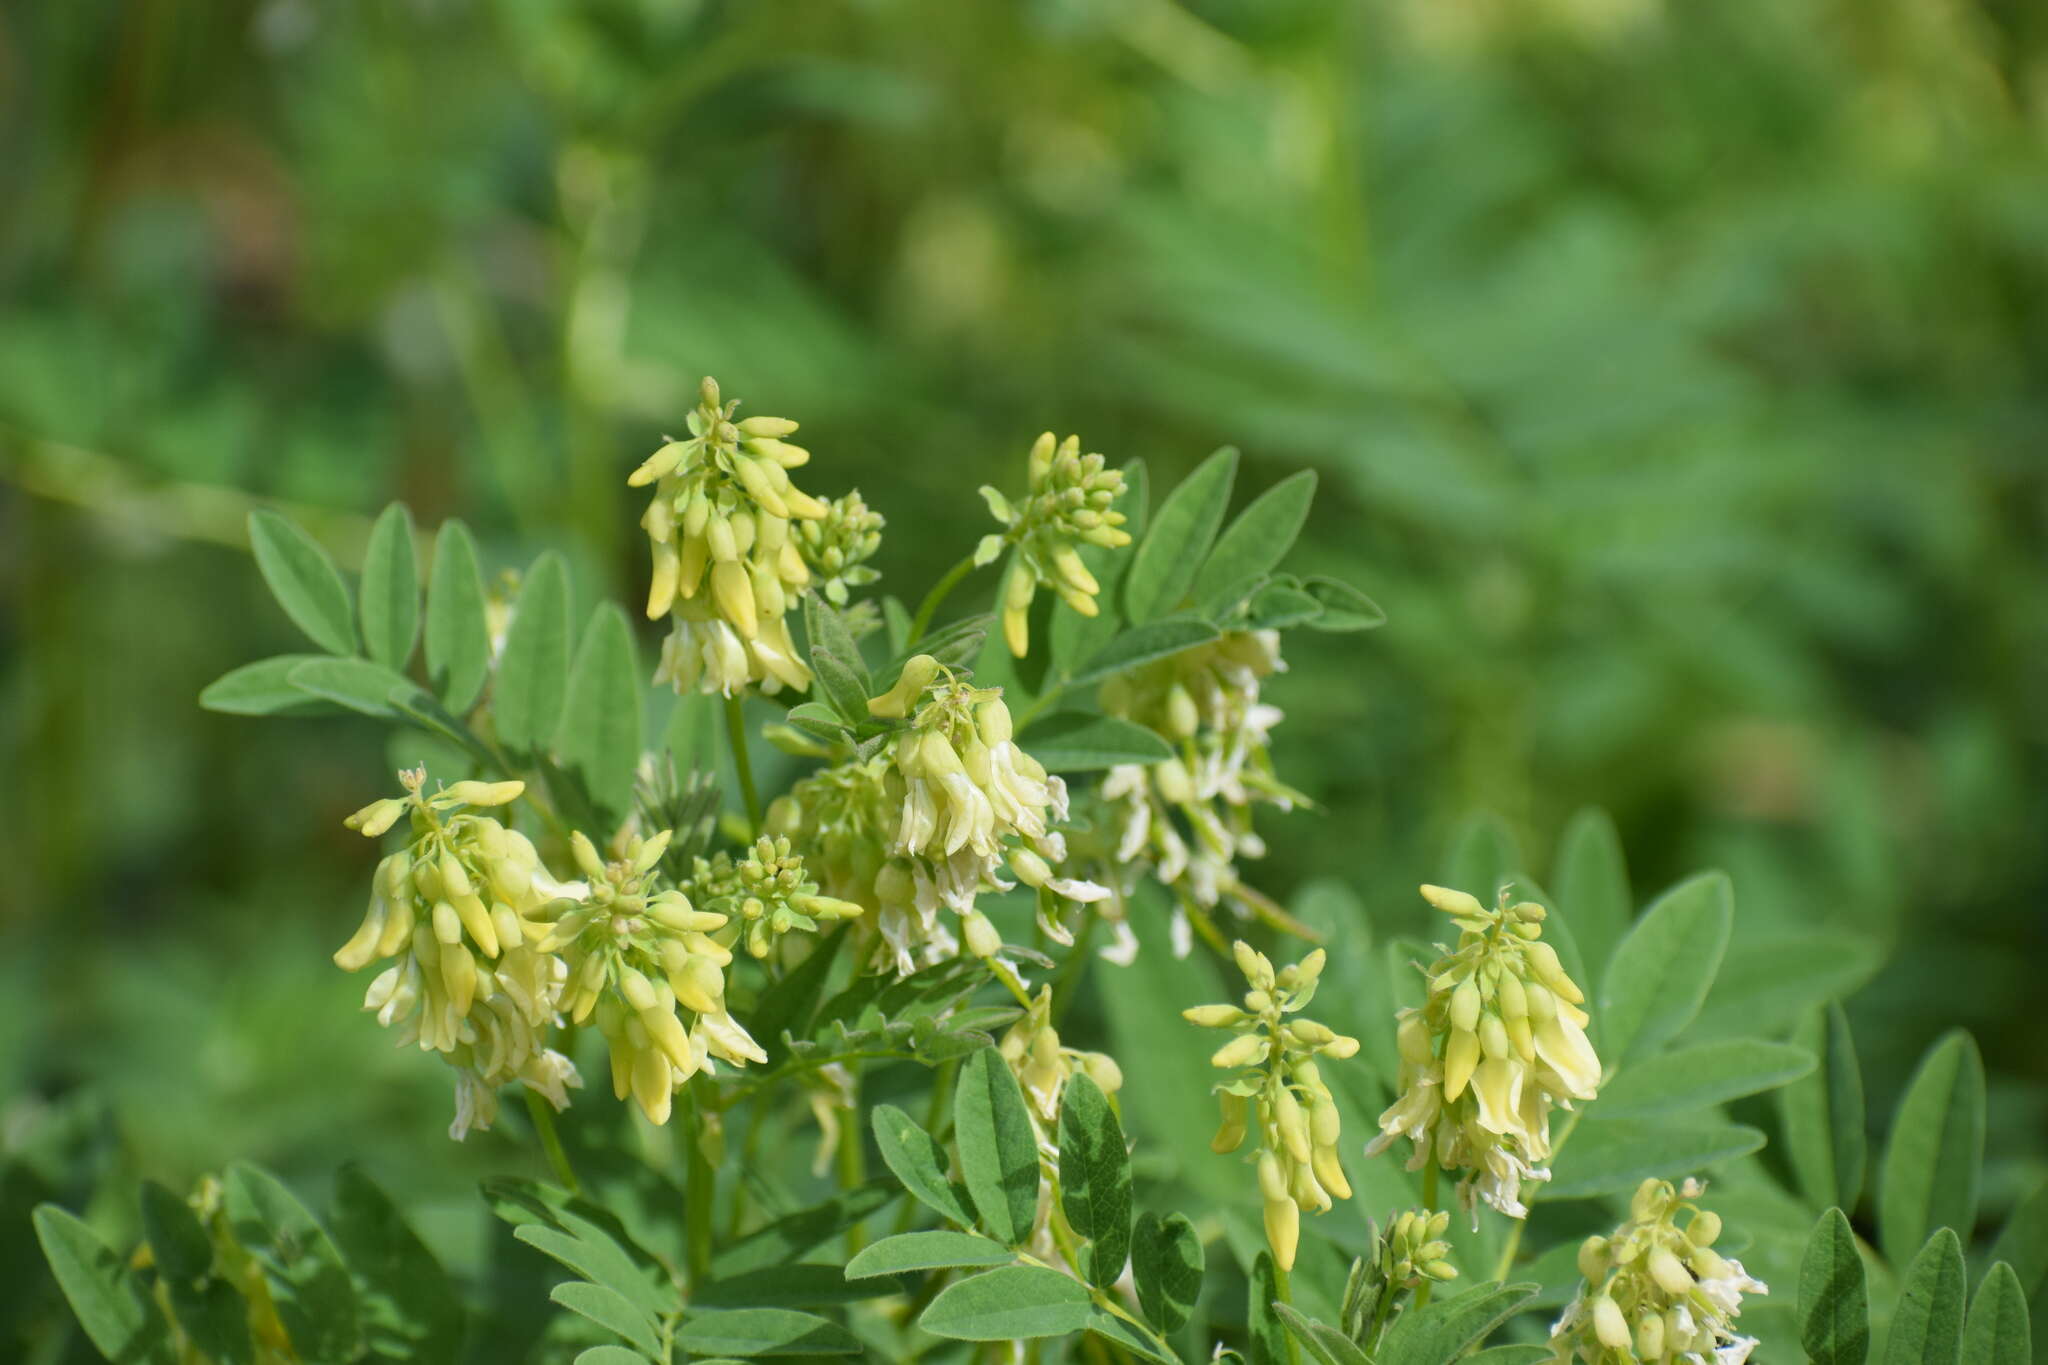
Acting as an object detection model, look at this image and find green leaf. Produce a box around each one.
[1273,1303,1371,1365]
[1378,1281,1538,1365]
[1244,582,1324,630]
[555,604,643,823]
[1591,1038,1813,1119]
[1299,575,1385,631]
[1131,1211,1203,1334]
[199,654,340,716]
[805,593,871,705]
[693,1263,904,1308]
[1884,1229,1965,1365]
[1985,1177,2048,1327]
[1248,1251,1287,1365]
[844,1231,1013,1278]
[1690,932,1887,1041]
[1879,1031,1985,1268]
[248,508,356,655]
[870,1104,974,1227]
[146,1201,255,1365]
[359,502,420,670]
[1546,1118,1764,1198]
[1020,712,1173,771]
[1597,870,1733,1062]
[513,1220,672,1323]
[1781,1002,1869,1215]
[32,1204,174,1365]
[1087,1309,1180,1365]
[328,1164,463,1364]
[222,1160,361,1363]
[1553,807,1631,989]
[1191,470,1317,609]
[286,656,420,719]
[550,1281,661,1359]
[1067,615,1221,687]
[494,550,573,752]
[1962,1264,2032,1365]
[677,1307,861,1356]
[918,1265,1093,1341]
[710,1182,898,1277]
[574,1348,653,1365]
[954,1047,1040,1245]
[1058,1072,1133,1287]
[1126,447,1238,622]
[753,926,847,1071]
[425,518,490,714]
[1464,1347,1555,1364]
[1800,1207,1870,1365]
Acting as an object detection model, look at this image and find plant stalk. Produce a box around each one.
[725,694,761,838]
[524,1088,580,1195]
[906,551,980,646]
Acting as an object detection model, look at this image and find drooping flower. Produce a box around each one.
[977,433,1131,658]
[1365,885,1602,1220]
[334,769,580,1138]
[1096,629,1305,955]
[1187,942,1361,1270]
[1547,1178,1766,1364]
[1000,986,1125,1131]
[530,828,761,1125]
[635,377,832,697]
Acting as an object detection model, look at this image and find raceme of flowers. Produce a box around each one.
[977,432,1131,658]
[636,376,835,697]
[1547,1177,1767,1364]
[1365,884,1603,1220]
[1186,942,1361,1271]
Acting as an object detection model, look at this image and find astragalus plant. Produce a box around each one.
[34,380,2037,1365]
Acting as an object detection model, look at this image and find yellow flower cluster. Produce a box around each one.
[636,377,833,697]
[794,490,884,607]
[977,433,1131,658]
[1547,1178,1766,1364]
[1366,885,1601,1220]
[1186,942,1361,1271]
[1098,630,1303,956]
[334,770,578,1138]
[1000,986,1125,1130]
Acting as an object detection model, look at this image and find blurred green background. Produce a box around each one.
[3,0,2045,1353]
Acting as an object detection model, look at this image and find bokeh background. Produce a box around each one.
[3,0,2045,1356]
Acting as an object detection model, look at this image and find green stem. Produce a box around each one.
[1489,1101,1590,1281]
[1273,1261,1301,1365]
[524,1088,579,1195]
[682,1090,716,1285]
[836,1109,867,1255]
[725,694,761,839]
[1413,1163,1440,1310]
[906,552,980,646]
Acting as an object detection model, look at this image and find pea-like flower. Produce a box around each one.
[636,377,833,697]
[685,834,863,962]
[1097,630,1304,957]
[335,769,580,1138]
[866,656,1107,967]
[1547,1178,1766,1364]
[977,433,1131,658]
[794,490,884,606]
[1000,986,1125,1131]
[1187,942,1361,1271]
[1365,885,1602,1220]
[532,828,761,1125]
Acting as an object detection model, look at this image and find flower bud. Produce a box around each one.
[962,909,1002,959]
[1591,1295,1630,1350]
[1212,1091,1249,1153]
[1211,1034,1267,1070]
[1182,1004,1246,1028]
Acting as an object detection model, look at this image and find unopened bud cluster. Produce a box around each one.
[334,770,578,1138]
[637,377,836,697]
[1099,631,1301,953]
[1366,885,1602,1220]
[794,490,884,607]
[1547,1178,1765,1364]
[1333,1210,1459,1353]
[976,433,1131,658]
[683,835,863,962]
[1001,987,1125,1131]
[1187,943,1361,1271]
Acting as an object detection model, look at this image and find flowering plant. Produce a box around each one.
[33,381,2036,1365]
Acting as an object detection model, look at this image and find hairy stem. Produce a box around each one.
[524,1088,579,1195]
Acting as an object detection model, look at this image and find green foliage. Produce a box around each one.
[1800,1208,1871,1365]
[1879,1032,1987,1269]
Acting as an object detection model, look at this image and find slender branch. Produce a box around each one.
[682,1089,716,1285]
[1272,1261,1301,1365]
[836,1111,867,1255]
[523,1088,580,1194]
[725,694,761,839]
[906,551,981,646]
